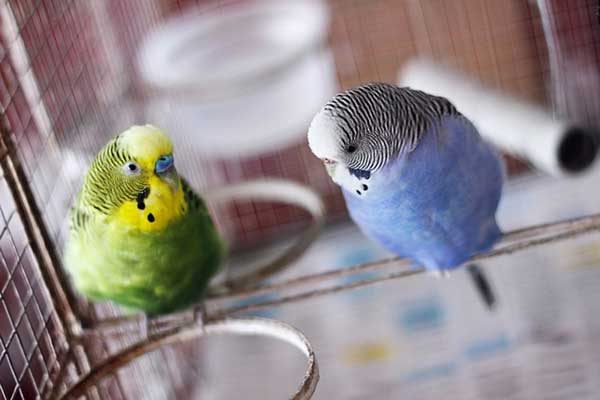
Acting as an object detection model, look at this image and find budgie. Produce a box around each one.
[307,83,503,306]
[64,125,225,316]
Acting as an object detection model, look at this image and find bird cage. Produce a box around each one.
[1,0,600,399]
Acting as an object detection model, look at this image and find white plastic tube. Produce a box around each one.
[399,59,598,175]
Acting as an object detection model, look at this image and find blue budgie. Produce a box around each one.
[308,83,503,307]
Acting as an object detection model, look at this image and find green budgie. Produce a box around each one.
[64,125,225,316]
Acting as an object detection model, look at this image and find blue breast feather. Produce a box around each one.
[344,116,503,271]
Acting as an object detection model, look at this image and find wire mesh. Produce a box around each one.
[0,173,64,400]
[0,0,599,398]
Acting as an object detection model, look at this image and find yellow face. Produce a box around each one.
[115,175,187,232]
[110,125,187,232]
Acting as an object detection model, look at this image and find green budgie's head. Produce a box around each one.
[80,124,187,232]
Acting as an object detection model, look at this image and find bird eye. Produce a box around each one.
[347,145,357,153]
[122,162,141,175]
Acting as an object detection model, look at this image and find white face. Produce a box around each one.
[307,110,371,197]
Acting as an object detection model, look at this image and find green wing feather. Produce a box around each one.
[181,178,206,212]
[65,178,225,315]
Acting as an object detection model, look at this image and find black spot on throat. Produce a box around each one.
[348,168,371,180]
[356,190,362,195]
[147,213,155,223]
[362,184,368,191]
[136,187,150,210]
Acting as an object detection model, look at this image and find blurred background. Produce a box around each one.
[1,0,600,398]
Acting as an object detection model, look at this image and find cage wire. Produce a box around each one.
[0,0,599,399]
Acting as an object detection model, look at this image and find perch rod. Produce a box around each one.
[80,211,600,336]
[207,212,596,302]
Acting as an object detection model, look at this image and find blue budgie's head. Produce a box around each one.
[308,83,458,195]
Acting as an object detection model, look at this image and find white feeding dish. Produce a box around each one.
[138,0,336,158]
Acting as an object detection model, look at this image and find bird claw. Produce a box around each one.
[140,314,182,339]
[193,303,207,332]
[429,270,451,279]
[139,314,158,339]
[429,270,442,279]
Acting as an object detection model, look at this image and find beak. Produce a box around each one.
[322,158,337,177]
[155,154,178,193]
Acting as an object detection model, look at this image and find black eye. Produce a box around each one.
[347,145,357,153]
[122,162,141,175]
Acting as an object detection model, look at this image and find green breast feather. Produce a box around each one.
[65,179,225,315]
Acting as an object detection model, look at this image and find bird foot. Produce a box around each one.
[192,303,207,332]
[139,314,165,339]
[139,314,159,339]
[429,270,451,279]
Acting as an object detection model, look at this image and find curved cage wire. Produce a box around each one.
[1,0,600,399]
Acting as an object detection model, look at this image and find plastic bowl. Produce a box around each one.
[138,0,336,157]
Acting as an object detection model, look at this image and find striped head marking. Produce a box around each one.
[308,83,399,197]
[307,83,458,197]
[81,124,186,231]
